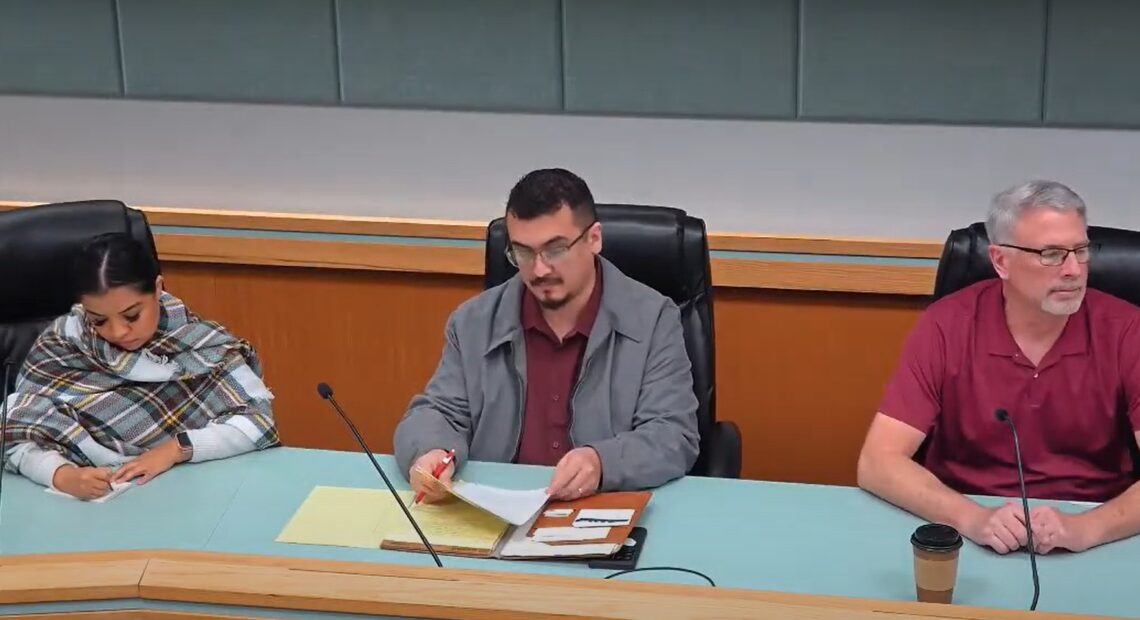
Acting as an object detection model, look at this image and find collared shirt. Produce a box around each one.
[879,279,1140,502]
[515,261,604,466]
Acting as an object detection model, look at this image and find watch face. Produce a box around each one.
[177,432,192,448]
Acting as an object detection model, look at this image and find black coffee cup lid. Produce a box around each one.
[911,523,963,552]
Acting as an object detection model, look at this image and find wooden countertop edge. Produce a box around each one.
[0,550,1112,619]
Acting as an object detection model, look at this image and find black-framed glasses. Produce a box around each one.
[997,242,1095,267]
[505,220,597,268]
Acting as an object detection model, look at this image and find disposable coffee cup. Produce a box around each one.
[911,523,963,604]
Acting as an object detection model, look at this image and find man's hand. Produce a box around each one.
[409,449,456,504]
[112,440,184,485]
[1031,505,1096,554]
[52,466,113,500]
[961,502,1028,554]
[547,447,603,500]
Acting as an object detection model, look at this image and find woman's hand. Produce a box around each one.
[52,466,113,500]
[111,440,185,485]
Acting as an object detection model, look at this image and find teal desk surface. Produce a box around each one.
[1,447,1135,618]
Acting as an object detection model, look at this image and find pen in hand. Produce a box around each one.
[411,449,456,507]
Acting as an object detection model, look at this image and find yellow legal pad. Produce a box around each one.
[276,486,510,556]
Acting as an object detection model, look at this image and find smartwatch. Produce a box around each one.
[175,431,194,463]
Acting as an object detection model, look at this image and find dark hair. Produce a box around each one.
[73,232,160,298]
[506,168,597,224]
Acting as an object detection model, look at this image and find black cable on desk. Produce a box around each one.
[604,567,716,587]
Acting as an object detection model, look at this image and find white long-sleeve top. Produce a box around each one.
[6,423,256,488]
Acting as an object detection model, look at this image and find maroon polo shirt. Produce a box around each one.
[880,279,1140,502]
[515,263,604,466]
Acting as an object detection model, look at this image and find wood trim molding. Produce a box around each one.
[0,201,946,258]
[2,614,149,619]
[0,551,1113,620]
[2,200,941,295]
[155,235,936,295]
[145,206,491,241]
[712,259,935,295]
[0,202,490,241]
[708,232,942,258]
[0,556,145,605]
[155,234,485,276]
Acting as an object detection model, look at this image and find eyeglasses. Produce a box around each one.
[505,221,597,268]
[997,242,1095,267]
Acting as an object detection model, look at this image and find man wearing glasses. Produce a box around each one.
[859,180,1140,556]
[395,168,699,502]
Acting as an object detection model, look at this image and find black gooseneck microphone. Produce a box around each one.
[317,382,442,567]
[995,408,1040,611]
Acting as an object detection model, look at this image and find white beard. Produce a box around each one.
[1041,289,1085,316]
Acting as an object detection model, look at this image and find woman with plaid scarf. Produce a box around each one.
[3,233,279,499]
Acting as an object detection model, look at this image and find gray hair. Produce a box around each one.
[986,180,1087,244]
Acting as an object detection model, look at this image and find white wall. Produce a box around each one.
[2,95,1137,239]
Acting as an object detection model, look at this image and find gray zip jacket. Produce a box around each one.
[394,257,700,491]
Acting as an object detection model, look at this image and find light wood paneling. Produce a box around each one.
[139,557,908,620]
[162,263,924,485]
[715,289,924,484]
[0,551,1112,620]
[0,556,144,604]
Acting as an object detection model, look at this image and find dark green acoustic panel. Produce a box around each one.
[563,0,796,118]
[118,0,338,104]
[1045,0,1140,127]
[799,0,1046,124]
[339,0,561,111]
[0,0,122,96]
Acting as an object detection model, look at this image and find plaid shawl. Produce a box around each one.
[3,293,278,467]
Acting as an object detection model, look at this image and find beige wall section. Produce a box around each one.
[3,95,1139,238]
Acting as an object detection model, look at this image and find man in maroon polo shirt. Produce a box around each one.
[395,168,700,503]
[858,180,1140,555]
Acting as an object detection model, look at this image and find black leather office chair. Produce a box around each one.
[933,221,1140,474]
[484,204,742,479]
[0,200,159,391]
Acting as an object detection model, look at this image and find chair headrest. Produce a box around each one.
[933,222,1140,307]
[0,201,159,322]
[484,204,709,305]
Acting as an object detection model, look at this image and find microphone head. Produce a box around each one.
[317,382,334,400]
[995,408,1010,422]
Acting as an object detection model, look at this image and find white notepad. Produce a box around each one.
[448,481,550,526]
[45,481,132,503]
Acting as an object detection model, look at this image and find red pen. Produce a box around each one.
[411,449,456,507]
